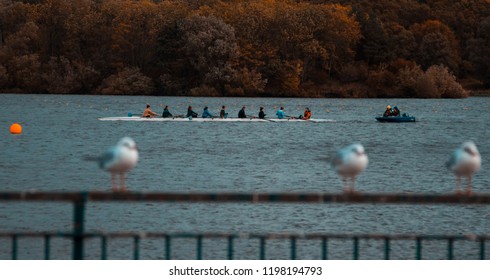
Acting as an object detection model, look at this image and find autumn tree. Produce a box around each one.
[365,66,397,97]
[425,65,467,98]
[32,0,75,59]
[466,16,490,84]
[1,21,43,91]
[0,64,7,87]
[206,0,280,94]
[97,67,154,95]
[0,0,33,48]
[358,15,392,65]
[157,15,239,95]
[397,63,467,98]
[209,0,360,95]
[42,56,99,94]
[61,0,112,76]
[385,23,416,62]
[410,20,461,72]
[396,64,424,97]
[42,56,81,94]
[102,0,162,72]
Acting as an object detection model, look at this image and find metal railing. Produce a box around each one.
[1,191,489,260]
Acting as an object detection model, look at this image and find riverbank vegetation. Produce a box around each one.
[0,0,488,97]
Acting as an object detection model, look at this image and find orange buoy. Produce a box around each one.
[10,123,22,134]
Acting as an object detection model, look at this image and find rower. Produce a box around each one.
[186,106,198,118]
[142,104,158,118]
[220,105,228,119]
[162,105,173,118]
[238,106,247,118]
[202,106,215,118]
[276,107,286,119]
[302,107,311,120]
[258,107,266,119]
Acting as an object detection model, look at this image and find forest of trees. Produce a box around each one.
[0,0,489,98]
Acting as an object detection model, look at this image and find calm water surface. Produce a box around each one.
[0,94,489,259]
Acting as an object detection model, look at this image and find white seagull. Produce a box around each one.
[96,137,139,191]
[446,141,481,194]
[331,143,368,193]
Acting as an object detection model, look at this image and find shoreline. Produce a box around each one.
[1,92,489,98]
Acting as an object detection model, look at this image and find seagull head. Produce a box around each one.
[351,144,365,156]
[462,141,479,157]
[118,137,138,152]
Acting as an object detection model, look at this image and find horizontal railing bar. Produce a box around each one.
[1,232,488,241]
[1,191,490,204]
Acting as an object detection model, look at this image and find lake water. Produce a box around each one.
[0,94,489,259]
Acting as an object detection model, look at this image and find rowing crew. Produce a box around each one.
[142,104,312,120]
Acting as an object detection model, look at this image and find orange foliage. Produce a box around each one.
[0,0,486,97]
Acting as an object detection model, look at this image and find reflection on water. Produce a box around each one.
[0,94,489,259]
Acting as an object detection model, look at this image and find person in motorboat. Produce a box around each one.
[219,105,228,119]
[186,106,198,118]
[161,105,173,118]
[383,105,392,117]
[238,106,247,118]
[142,104,159,118]
[202,106,215,118]
[276,107,286,119]
[392,106,400,117]
[301,107,312,120]
[258,107,266,119]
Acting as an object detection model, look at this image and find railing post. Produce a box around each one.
[384,237,390,260]
[480,239,485,260]
[165,235,171,260]
[290,237,297,260]
[227,236,234,260]
[416,237,422,260]
[259,237,266,260]
[353,237,359,260]
[133,236,140,260]
[12,234,17,260]
[73,193,87,260]
[322,238,328,260]
[447,238,454,260]
[44,235,51,260]
[101,236,107,260]
[197,235,203,260]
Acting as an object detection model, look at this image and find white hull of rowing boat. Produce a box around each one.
[98,116,334,123]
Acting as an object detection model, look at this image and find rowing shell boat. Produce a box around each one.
[98,116,335,123]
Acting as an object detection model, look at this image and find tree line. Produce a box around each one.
[0,0,488,98]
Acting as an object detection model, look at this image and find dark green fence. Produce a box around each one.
[1,191,489,260]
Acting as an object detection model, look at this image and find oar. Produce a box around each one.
[128,112,149,118]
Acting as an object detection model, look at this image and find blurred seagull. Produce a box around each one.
[446,141,481,194]
[87,137,139,191]
[331,143,368,193]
